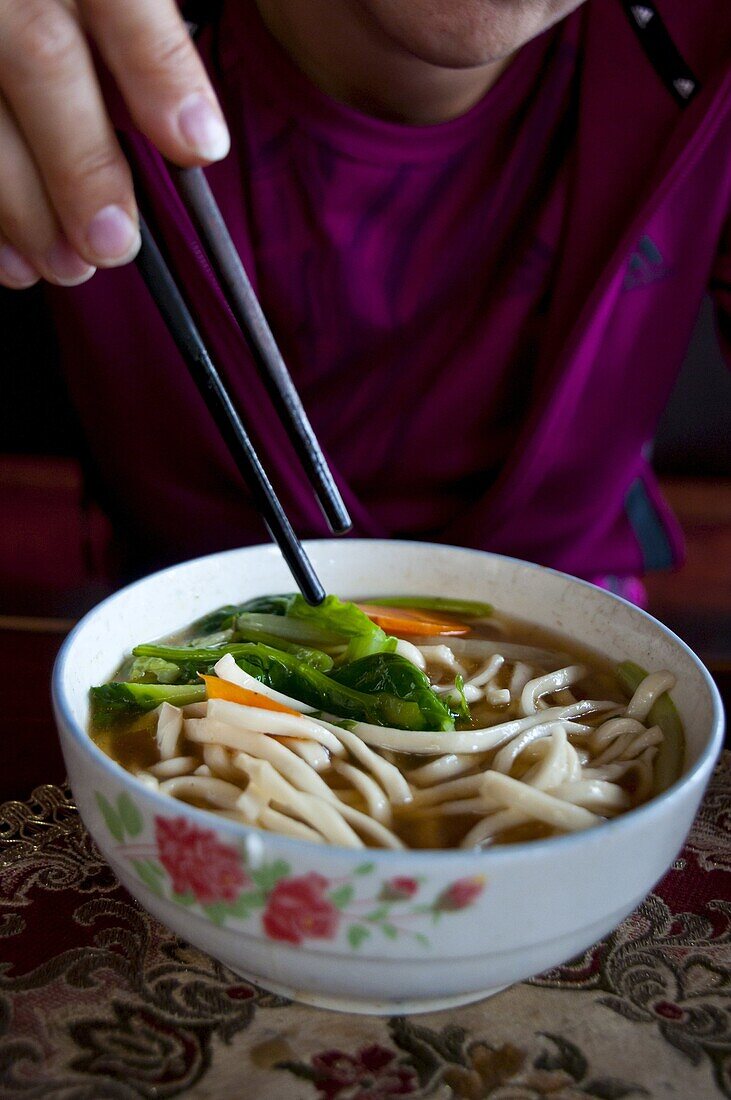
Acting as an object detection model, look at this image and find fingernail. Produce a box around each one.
[178,93,230,160]
[0,245,39,287]
[86,205,140,264]
[46,239,96,286]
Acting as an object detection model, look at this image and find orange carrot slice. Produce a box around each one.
[200,674,300,715]
[355,603,471,637]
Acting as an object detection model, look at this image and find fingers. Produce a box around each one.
[0,0,138,273]
[0,91,95,287]
[81,0,230,165]
[0,0,231,289]
[0,238,40,290]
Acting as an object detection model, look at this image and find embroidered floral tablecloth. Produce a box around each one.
[1,754,729,1099]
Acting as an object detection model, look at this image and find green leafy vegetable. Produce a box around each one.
[232,627,334,670]
[364,595,493,618]
[191,604,244,634]
[192,592,393,664]
[448,674,471,723]
[90,681,206,726]
[133,639,332,673]
[287,594,396,662]
[616,660,684,794]
[235,643,453,730]
[235,613,343,649]
[329,653,454,731]
[128,656,182,684]
[191,595,297,635]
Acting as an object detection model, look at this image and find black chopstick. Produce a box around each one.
[135,214,326,606]
[172,165,352,536]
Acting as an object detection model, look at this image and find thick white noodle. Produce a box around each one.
[591,724,663,767]
[631,746,659,801]
[332,759,392,824]
[156,702,183,760]
[329,799,405,848]
[408,773,489,808]
[407,754,482,787]
[435,653,504,705]
[461,808,526,847]
[419,644,466,675]
[458,773,629,849]
[619,726,664,758]
[346,699,617,755]
[625,671,676,721]
[202,743,242,782]
[509,662,535,698]
[237,755,404,849]
[491,720,590,775]
[486,684,511,707]
[235,755,364,847]
[464,773,628,846]
[592,732,634,765]
[188,718,339,804]
[206,698,346,755]
[318,720,413,805]
[158,774,244,811]
[214,653,316,713]
[520,728,581,790]
[194,764,212,776]
[468,654,505,689]
[436,680,483,704]
[520,665,588,715]
[282,738,331,772]
[135,771,160,790]
[196,729,402,843]
[259,808,325,844]
[148,755,198,779]
[549,780,631,813]
[589,717,646,752]
[395,638,426,670]
[479,771,602,832]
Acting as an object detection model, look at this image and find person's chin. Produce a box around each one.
[358,0,579,71]
[368,11,538,70]
[403,39,515,70]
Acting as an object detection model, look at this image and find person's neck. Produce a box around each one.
[253,0,511,125]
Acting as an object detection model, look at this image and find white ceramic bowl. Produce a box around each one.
[53,540,724,1014]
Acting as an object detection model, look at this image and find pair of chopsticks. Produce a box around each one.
[133,165,351,605]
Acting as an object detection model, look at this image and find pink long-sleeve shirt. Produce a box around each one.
[51,0,731,596]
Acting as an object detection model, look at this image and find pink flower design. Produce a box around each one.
[155,816,248,904]
[262,872,340,945]
[434,875,485,911]
[379,876,420,902]
[311,1044,417,1099]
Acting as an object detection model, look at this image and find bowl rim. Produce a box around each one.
[53,539,726,867]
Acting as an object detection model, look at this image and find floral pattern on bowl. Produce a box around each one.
[96,790,486,950]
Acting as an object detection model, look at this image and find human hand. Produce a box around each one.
[0,0,230,289]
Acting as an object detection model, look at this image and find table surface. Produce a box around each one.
[1,754,729,1099]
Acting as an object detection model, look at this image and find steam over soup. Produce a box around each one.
[89,593,684,850]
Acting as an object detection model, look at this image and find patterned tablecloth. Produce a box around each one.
[1,754,729,1099]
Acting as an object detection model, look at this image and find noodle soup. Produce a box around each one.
[89,593,684,850]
